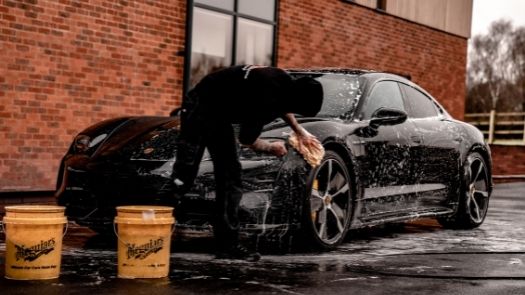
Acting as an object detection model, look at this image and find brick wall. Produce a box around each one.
[490,145,525,176]
[277,0,467,120]
[0,0,186,191]
[1,0,473,192]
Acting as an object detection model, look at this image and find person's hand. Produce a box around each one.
[268,141,287,157]
[282,114,321,149]
[288,130,324,167]
[246,138,287,156]
[295,129,321,151]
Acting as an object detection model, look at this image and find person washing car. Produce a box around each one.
[171,65,324,261]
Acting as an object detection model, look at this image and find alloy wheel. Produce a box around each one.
[309,156,352,245]
[466,157,490,224]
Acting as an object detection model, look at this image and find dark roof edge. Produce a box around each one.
[286,68,411,80]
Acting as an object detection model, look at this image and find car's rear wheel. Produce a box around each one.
[439,152,491,229]
[302,151,354,250]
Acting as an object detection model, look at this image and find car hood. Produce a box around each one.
[83,116,180,160]
[78,115,345,163]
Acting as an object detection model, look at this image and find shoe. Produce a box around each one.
[173,178,185,189]
[158,178,185,196]
[215,245,261,262]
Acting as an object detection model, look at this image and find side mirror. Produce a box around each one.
[370,108,407,129]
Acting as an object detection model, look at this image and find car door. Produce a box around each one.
[399,83,461,209]
[354,80,420,218]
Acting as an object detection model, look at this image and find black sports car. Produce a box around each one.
[56,69,493,251]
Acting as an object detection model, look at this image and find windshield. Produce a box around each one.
[290,73,363,120]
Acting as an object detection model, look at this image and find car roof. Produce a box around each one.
[286,67,372,76]
[286,68,412,83]
[286,68,446,114]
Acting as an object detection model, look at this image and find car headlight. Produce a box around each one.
[73,134,107,153]
[74,135,91,153]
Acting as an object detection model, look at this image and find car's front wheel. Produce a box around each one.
[439,152,491,229]
[302,151,354,250]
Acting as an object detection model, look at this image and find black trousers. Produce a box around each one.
[174,91,243,250]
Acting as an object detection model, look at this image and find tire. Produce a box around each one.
[439,152,491,229]
[302,150,354,250]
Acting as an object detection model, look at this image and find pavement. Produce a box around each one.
[0,182,524,294]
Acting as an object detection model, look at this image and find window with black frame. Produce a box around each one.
[400,84,439,118]
[360,81,405,120]
[377,0,386,11]
[188,0,277,89]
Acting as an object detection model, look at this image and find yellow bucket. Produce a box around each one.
[114,206,175,279]
[2,205,67,280]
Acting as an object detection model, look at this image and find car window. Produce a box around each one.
[360,81,404,120]
[290,73,363,120]
[401,84,439,118]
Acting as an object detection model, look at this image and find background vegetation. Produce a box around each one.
[467,20,525,113]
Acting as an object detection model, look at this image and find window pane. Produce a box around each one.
[235,18,273,65]
[190,8,233,87]
[401,85,438,118]
[238,0,275,21]
[312,74,362,119]
[194,0,234,11]
[361,81,404,120]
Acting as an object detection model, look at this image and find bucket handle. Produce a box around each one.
[0,221,69,244]
[63,221,69,238]
[113,221,176,247]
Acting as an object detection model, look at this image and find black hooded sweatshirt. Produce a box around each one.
[192,65,294,145]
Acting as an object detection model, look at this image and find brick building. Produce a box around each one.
[0,0,476,192]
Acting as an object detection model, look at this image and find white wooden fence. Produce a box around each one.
[464,111,525,145]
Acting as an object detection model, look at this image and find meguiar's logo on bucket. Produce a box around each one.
[126,238,164,260]
[15,238,56,262]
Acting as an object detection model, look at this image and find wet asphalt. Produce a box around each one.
[1,182,525,294]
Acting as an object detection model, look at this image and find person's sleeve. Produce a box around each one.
[239,122,264,145]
